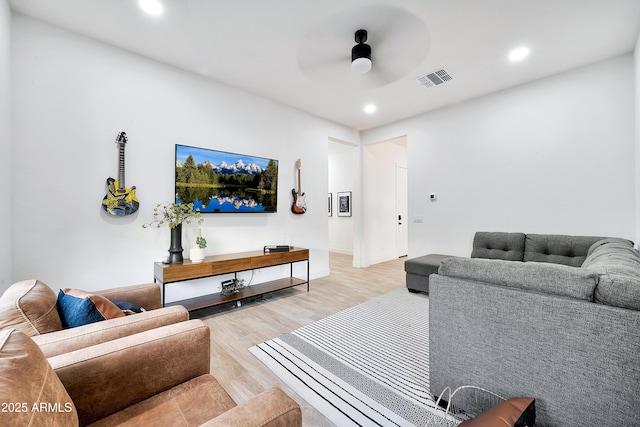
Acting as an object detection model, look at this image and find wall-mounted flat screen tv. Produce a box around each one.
[175,144,278,213]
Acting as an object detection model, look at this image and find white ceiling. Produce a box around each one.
[8,0,640,131]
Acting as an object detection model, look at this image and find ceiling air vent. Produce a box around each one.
[415,68,453,88]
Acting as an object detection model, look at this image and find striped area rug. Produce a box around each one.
[249,289,468,426]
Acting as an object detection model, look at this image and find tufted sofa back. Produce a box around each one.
[523,234,606,266]
[471,232,613,267]
[471,232,526,261]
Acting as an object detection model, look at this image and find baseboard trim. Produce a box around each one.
[328,248,353,256]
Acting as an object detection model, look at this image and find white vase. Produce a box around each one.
[190,247,205,263]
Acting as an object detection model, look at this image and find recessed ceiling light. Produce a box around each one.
[139,0,164,16]
[508,47,530,62]
[364,104,377,114]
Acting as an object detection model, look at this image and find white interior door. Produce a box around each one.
[396,165,408,257]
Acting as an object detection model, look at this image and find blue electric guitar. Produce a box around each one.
[102,132,139,216]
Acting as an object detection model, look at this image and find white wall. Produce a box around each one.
[363,54,635,258]
[328,141,355,254]
[10,14,358,301]
[0,0,10,291]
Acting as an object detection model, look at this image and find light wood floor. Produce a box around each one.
[192,252,407,427]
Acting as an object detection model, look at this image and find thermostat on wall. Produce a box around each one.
[429,193,437,201]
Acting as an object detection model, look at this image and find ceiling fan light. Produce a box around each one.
[351,29,372,74]
[351,41,372,74]
[352,57,372,74]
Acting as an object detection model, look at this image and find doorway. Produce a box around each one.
[328,136,408,266]
[396,165,408,258]
[362,136,408,264]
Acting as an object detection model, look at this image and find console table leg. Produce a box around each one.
[155,278,166,308]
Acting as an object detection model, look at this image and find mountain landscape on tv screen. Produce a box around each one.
[175,145,278,213]
[176,159,264,175]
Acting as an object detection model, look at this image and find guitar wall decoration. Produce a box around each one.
[102,131,139,216]
[291,159,306,214]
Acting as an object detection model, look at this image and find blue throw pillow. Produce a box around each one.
[111,299,145,314]
[57,289,125,328]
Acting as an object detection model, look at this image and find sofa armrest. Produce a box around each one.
[95,282,161,310]
[202,387,302,427]
[32,305,189,357]
[49,319,210,426]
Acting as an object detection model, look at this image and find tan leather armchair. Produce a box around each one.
[0,320,302,426]
[0,279,189,357]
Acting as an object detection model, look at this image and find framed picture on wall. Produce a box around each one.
[328,193,333,216]
[337,191,352,217]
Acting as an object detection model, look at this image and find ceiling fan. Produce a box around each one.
[351,29,372,74]
[296,5,430,88]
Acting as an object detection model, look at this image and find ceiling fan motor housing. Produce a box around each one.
[351,29,372,73]
[352,29,371,62]
[352,42,371,62]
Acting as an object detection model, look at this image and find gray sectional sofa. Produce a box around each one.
[426,232,640,426]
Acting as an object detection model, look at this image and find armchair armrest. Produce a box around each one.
[49,319,210,426]
[203,387,302,427]
[95,282,161,310]
[32,305,189,357]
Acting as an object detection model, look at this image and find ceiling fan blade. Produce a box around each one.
[297,44,349,74]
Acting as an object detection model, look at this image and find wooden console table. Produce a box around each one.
[154,247,309,311]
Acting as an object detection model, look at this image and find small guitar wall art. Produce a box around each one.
[291,159,306,214]
[102,131,139,216]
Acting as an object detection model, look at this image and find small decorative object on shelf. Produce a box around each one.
[221,278,245,296]
[264,245,291,253]
[190,235,207,263]
[142,202,203,263]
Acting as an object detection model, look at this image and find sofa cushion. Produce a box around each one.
[0,279,63,336]
[471,232,526,261]
[458,397,535,427]
[405,254,453,276]
[523,234,606,266]
[439,257,598,301]
[0,328,78,426]
[87,375,236,427]
[57,289,125,328]
[582,238,640,311]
